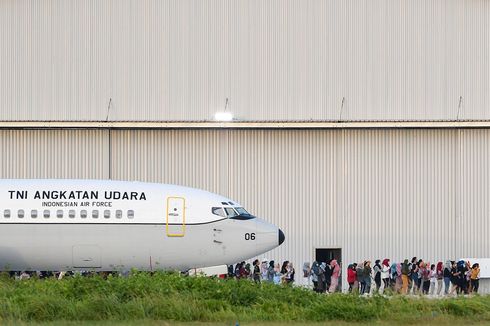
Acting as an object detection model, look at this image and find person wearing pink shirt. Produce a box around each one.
[329,259,341,293]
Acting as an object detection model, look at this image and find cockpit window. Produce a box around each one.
[229,207,256,220]
[221,202,229,206]
[225,208,238,217]
[212,207,226,217]
[235,207,250,215]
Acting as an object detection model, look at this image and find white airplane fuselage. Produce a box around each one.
[0,180,284,271]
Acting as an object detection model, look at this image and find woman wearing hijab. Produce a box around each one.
[381,259,390,293]
[318,262,327,293]
[273,262,282,285]
[395,263,403,293]
[329,259,340,293]
[436,262,444,295]
[253,259,261,283]
[449,261,460,295]
[420,262,431,294]
[390,262,397,289]
[260,259,269,281]
[267,260,275,282]
[373,259,382,293]
[357,261,365,295]
[311,261,320,292]
[363,261,372,295]
[347,263,357,293]
[285,262,295,284]
[443,260,452,295]
[401,259,410,294]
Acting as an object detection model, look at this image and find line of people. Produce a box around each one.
[304,260,341,293]
[227,259,295,285]
[344,258,480,295]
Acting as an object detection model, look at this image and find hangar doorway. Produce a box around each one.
[315,248,341,263]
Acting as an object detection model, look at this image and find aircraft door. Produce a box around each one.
[166,196,186,237]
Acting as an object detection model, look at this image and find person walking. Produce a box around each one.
[429,264,437,295]
[410,257,418,294]
[381,259,390,293]
[373,260,382,293]
[443,260,452,295]
[253,259,261,283]
[436,262,444,296]
[347,263,357,293]
[470,263,480,293]
[318,262,327,293]
[267,261,275,283]
[395,263,403,293]
[390,262,397,290]
[457,260,468,294]
[329,259,340,293]
[401,259,410,294]
[311,261,319,292]
[364,261,372,295]
[324,260,333,292]
[260,259,269,281]
[357,261,365,295]
[273,263,282,285]
[420,262,431,294]
[285,262,295,284]
[449,261,460,295]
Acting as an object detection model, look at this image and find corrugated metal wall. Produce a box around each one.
[2,128,489,288]
[0,130,109,178]
[1,0,489,121]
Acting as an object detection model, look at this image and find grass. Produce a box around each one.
[0,272,488,324]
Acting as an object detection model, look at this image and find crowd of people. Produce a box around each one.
[227,257,482,296]
[331,258,479,296]
[227,259,296,285]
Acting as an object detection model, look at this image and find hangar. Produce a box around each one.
[1,0,490,291]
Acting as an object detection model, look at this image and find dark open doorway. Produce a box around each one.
[315,248,341,264]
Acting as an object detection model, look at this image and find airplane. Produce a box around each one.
[0,179,285,272]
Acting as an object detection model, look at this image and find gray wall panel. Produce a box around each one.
[0,130,109,178]
[1,0,489,121]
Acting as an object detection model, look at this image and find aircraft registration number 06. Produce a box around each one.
[244,233,256,240]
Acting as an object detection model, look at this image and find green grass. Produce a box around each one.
[0,272,488,324]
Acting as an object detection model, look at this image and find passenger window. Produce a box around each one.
[127,210,134,219]
[43,210,50,218]
[31,210,37,218]
[18,209,24,218]
[92,210,99,218]
[211,207,226,217]
[115,210,122,219]
[57,210,63,218]
[225,208,238,217]
[80,210,87,218]
[104,210,110,219]
[69,210,75,218]
[4,209,10,218]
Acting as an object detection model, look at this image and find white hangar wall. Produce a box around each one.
[1,0,490,121]
[1,129,490,289]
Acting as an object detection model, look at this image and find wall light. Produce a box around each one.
[214,112,233,121]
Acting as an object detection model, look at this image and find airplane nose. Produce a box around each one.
[278,229,285,245]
